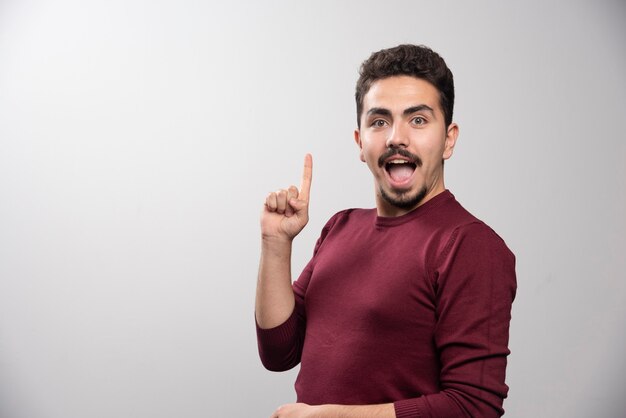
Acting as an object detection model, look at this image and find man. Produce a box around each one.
[255,44,516,418]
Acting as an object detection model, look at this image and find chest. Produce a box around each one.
[304,224,440,333]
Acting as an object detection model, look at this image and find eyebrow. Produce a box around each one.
[366,107,392,118]
[366,104,435,118]
[403,105,435,116]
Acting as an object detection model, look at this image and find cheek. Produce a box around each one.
[365,146,382,169]
[359,139,375,162]
[360,147,380,173]
[419,136,447,161]
[360,135,388,168]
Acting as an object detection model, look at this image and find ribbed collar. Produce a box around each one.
[374,189,454,228]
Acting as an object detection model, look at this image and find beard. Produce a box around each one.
[379,185,428,210]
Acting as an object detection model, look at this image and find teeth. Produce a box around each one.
[389,159,408,164]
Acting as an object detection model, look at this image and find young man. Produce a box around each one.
[255,44,517,418]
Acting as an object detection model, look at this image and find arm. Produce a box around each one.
[270,403,395,418]
[255,154,313,328]
[393,222,517,418]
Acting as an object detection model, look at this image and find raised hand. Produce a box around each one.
[261,154,313,241]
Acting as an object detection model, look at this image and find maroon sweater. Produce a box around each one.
[257,190,516,418]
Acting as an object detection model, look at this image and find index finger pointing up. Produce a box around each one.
[299,153,313,202]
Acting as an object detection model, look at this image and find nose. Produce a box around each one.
[385,123,409,148]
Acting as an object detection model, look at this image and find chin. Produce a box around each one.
[380,185,428,210]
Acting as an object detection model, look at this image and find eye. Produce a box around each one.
[412,116,426,126]
[371,119,388,128]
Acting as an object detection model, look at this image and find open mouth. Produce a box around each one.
[385,159,417,184]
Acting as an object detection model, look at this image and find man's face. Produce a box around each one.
[354,75,458,217]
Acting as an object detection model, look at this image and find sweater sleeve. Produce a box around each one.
[256,212,341,372]
[394,222,517,418]
[255,277,309,372]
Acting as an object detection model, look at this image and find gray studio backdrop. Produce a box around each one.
[1,1,624,417]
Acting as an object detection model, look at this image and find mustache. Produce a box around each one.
[378,148,423,168]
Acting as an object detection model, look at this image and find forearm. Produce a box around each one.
[317,403,395,418]
[272,403,395,418]
[255,236,296,329]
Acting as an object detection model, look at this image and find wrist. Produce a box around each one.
[260,235,293,261]
[261,233,294,246]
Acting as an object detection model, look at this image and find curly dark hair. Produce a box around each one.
[355,44,454,128]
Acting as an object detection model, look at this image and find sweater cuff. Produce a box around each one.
[393,398,421,418]
[255,308,299,347]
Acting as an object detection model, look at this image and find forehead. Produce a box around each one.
[363,75,441,113]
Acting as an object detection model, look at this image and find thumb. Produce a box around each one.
[289,197,308,213]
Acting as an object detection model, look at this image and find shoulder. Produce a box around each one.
[427,193,516,282]
[446,221,514,261]
[435,220,516,294]
[433,193,514,259]
[320,207,375,232]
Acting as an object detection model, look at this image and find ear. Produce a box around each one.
[443,123,459,160]
[354,129,366,162]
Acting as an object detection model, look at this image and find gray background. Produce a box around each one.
[1,0,625,417]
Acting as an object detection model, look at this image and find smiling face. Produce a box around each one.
[354,75,459,217]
